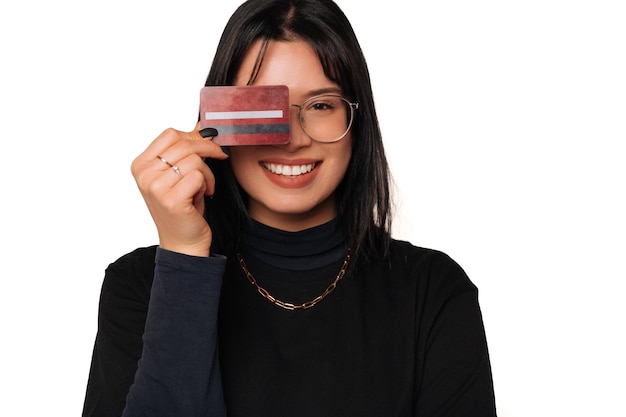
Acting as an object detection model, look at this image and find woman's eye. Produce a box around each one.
[309,101,334,111]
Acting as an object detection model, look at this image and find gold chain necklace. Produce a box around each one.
[237,249,351,311]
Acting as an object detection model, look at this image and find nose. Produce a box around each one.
[281,105,312,151]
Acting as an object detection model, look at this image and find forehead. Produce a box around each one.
[234,39,341,95]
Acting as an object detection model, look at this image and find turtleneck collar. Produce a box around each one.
[244,218,347,271]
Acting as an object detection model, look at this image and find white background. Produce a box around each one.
[1,1,624,416]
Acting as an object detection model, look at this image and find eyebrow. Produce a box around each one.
[305,87,344,97]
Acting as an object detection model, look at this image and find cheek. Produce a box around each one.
[334,141,353,178]
[336,151,351,179]
[229,149,257,186]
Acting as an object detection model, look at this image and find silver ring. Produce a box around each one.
[157,156,173,167]
[172,165,182,177]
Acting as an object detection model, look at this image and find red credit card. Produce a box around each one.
[200,85,291,146]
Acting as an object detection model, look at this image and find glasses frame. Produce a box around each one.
[290,94,359,143]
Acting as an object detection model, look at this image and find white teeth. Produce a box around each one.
[263,163,315,177]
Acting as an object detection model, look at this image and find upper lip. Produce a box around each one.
[260,158,320,165]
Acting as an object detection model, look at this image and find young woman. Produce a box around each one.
[83,0,497,416]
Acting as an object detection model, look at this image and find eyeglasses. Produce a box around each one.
[290,95,359,143]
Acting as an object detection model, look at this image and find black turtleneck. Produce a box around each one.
[85,231,497,417]
[244,218,347,270]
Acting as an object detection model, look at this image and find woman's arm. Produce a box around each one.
[122,248,227,417]
[415,252,497,416]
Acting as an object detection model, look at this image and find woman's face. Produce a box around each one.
[230,39,352,231]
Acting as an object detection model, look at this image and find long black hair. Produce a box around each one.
[204,0,392,265]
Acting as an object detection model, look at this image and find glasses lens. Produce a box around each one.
[300,95,353,142]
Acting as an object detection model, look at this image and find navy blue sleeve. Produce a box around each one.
[122,248,227,417]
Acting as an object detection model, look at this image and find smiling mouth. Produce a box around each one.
[261,162,317,177]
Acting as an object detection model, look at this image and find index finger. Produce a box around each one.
[186,126,218,141]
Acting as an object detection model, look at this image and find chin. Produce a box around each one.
[249,194,336,229]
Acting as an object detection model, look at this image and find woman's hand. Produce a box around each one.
[131,126,228,257]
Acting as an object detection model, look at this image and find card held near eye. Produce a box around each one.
[200,85,291,146]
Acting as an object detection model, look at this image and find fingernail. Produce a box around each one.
[199,127,219,139]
